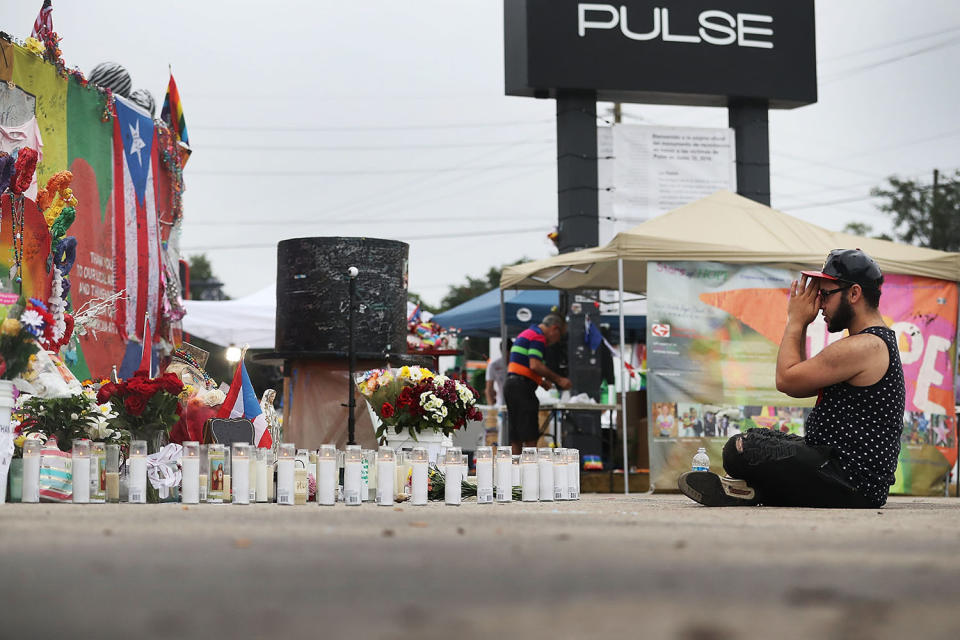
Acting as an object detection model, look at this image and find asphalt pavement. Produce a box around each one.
[1,494,958,640]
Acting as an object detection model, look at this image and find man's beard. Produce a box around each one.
[826,295,854,333]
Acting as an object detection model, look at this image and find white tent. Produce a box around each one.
[182,284,277,349]
[502,190,960,291]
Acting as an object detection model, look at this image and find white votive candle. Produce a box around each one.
[90,442,106,503]
[376,447,395,506]
[128,440,147,504]
[71,439,91,503]
[553,448,567,501]
[21,439,41,503]
[537,447,554,502]
[276,443,295,505]
[476,446,493,504]
[511,454,521,488]
[317,444,337,506]
[410,446,428,506]
[198,444,208,503]
[181,441,200,504]
[231,443,250,505]
[343,445,362,506]
[495,447,512,502]
[255,448,269,502]
[444,447,462,506]
[520,448,538,502]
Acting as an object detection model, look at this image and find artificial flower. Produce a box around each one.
[19,309,44,335]
[0,318,21,336]
[24,37,44,56]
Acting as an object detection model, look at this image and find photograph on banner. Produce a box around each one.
[646,261,958,494]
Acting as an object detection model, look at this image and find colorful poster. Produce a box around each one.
[647,261,957,496]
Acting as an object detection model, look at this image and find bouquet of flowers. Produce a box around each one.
[356,366,483,443]
[13,382,126,455]
[0,308,41,381]
[96,371,185,442]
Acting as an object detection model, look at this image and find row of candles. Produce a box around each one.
[17,439,582,506]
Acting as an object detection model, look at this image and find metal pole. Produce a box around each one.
[499,288,508,446]
[347,266,359,445]
[618,258,629,495]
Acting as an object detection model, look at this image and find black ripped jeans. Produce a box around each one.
[722,428,873,508]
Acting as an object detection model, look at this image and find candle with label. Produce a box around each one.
[520,447,538,502]
[343,445,362,506]
[222,448,232,503]
[128,440,147,504]
[207,444,225,503]
[248,447,258,503]
[444,447,463,506]
[376,447,395,506]
[90,442,106,503]
[569,449,580,500]
[276,443,295,505]
[553,448,567,501]
[231,443,251,505]
[181,441,200,504]
[537,447,554,502]
[105,444,120,503]
[476,446,493,504]
[495,447,512,502]
[409,446,428,505]
[361,449,376,501]
[21,439,41,503]
[317,444,337,506]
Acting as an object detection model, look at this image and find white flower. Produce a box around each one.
[20,309,44,330]
[434,375,449,386]
[433,413,443,423]
[439,405,448,418]
[70,413,79,421]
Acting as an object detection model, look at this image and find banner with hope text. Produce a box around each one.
[646,261,957,496]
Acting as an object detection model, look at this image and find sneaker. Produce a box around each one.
[678,471,759,507]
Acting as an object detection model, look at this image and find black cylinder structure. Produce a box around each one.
[275,237,409,359]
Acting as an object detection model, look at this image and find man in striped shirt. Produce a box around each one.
[504,314,572,454]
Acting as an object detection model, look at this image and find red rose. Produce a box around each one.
[125,376,156,399]
[381,402,395,418]
[157,373,184,395]
[97,382,119,404]
[397,387,414,408]
[124,393,148,417]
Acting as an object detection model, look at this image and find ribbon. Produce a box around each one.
[146,443,182,499]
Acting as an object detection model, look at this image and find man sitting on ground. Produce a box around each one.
[679,249,905,508]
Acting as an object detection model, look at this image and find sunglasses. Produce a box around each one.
[818,284,852,299]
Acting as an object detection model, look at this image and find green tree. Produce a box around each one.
[871,169,960,250]
[187,254,229,300]
[841,221,891,241]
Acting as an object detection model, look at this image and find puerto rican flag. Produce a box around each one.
[112,95,162,343]
[216,360,273,449]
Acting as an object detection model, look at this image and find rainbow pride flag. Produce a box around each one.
[160,72,189,147]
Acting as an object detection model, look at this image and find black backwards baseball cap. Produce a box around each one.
[801,249,883,290]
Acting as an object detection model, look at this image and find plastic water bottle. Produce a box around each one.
[692,447,710,472]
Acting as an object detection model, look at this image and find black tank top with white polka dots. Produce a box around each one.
[804,326,905,507]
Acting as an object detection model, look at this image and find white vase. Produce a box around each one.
[0,380,14,434]
[382,426,452,464]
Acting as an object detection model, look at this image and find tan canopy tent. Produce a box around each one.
[501,190,960,292]
[499,190,960,494]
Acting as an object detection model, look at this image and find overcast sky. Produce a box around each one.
[4,1,960,306]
